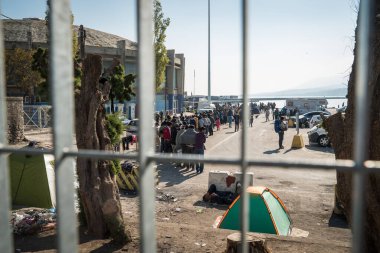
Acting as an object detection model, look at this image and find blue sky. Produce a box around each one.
[2,0,357,95]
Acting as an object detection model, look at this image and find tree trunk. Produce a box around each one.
[110,97,115,114]
[75,54,131,244]
[325,2,380,251]
[226,233,271,253]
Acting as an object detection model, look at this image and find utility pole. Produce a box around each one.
[193,70,195,110]
[208,0,211,103]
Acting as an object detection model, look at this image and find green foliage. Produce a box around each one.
[109,160,122,175]
[5,48,43,96]
[109,64,136,113]
[154,0,170,89]
[32,3,82,101]
[105,112,124,145]
[32,48,49,100]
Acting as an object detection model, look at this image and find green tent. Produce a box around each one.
[9,153,56,209]
[217,186,292,236]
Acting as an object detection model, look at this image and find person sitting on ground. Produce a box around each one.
[202,183,241,205]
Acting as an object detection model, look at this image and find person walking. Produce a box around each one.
[274,108,279,120]
[274,116,287,149]
[234,113,240,132]
[215,117,221,131]
[204,115,211,136]
[208,114,214,136]
[265,109,270,122]
[249,114,253,127]
[227,108,233,128]
[194,127,206,173]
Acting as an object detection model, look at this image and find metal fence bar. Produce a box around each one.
[49,0,78,252]
[352,0,371,252]
[64,150,138,160]
[0,8,14,253]
[3,145,380,172]
[240,0,250,252]
[137,0,156,252]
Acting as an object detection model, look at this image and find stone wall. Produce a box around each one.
[7,97,24,144]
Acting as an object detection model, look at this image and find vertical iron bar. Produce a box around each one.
[137,0,156,252]
[240,0,249,253]
[208,0,211,102]
[352,0,371,252]
[49,0,78,252]
[0,7,14,253]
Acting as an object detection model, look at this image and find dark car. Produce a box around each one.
[290,111,330,128]
[302,111,331,121]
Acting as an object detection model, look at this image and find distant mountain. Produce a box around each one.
[252,85,347,97]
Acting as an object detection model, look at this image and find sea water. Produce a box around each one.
[256,98,347,109]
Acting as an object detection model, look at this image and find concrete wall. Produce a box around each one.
[208,171,254,193]
[7,97,24,144]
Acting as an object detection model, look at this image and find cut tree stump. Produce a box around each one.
[226,233,271,253]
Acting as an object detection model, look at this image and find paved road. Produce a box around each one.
[156,114,351,245]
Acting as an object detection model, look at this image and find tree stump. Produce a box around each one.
[226,233,271,253]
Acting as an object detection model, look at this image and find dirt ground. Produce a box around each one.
[13,114,352,252]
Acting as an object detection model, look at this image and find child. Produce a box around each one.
[249,115,253,127]
[215,117,221,131]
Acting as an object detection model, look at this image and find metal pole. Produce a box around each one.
[193,69,195,111]
[137,0,156,252]
[208,0,211,102]
[352,0,371,252]
[296,112,299,135]
[49,0,78,252]
[0,8,14,253]
[240,0,249,253]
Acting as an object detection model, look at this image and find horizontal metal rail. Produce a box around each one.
[2,146,380,173]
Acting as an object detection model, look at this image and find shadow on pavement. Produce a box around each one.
[305,144,334,154]
[263,149,280,154]
[13,227,125,253]
[225,131,235,134]
[193,200,229,211]
[328,212,349,229]
[156,163,198,186]
[283,148,295,154]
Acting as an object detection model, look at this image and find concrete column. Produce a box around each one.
[117,40,126,71]
[175,54,185,113]
[166,49,175,112]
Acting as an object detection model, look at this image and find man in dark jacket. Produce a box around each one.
[274,116,287,149]
[194,127,206,173]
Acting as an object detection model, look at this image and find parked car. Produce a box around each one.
[309,115,329,127]
[290,111,330,128]
[125,119,139,133]
[302,111,331,121]
[307,125,330,147]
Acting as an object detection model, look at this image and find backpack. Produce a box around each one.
[281,121,288,131]
[274,119,281,133]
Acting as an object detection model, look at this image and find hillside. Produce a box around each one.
[253,85,347,97]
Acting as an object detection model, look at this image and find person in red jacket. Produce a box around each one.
[162,122,172,153]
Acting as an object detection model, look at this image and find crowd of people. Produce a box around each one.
[122,102,288,168]
[154,105,247,173]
